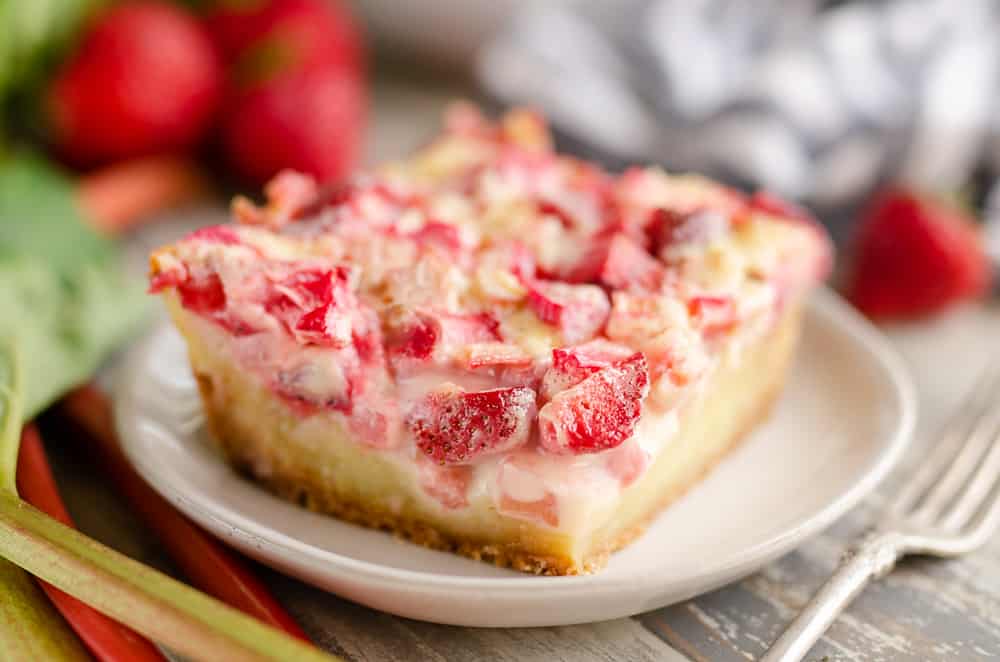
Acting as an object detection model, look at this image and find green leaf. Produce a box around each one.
[0,155,148,419]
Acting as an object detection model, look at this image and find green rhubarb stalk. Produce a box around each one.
[0,493,339,662]
[0,342,91,660]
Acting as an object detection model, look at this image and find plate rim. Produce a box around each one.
[115,287,916,599]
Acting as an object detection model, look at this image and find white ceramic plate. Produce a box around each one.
[114,289,915,627]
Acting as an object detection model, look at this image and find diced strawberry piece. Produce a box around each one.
[599,233,665,292]
[417,454,472,509]
[177,272,226,313]
[605,440,651,488]
[541,339,634,400]
[845,189,991,320]
[186,226,243,245]
[526,280,610,344]
[462,343,534,370]
[538,353,649,455]
[408,385,537,465]
[647,208,729,254]
[688,295,738,337]
[387,311,440,360]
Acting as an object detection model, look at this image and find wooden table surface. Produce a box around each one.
[54,75,1000,661]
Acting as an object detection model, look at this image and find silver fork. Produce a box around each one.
[762,361,1000,661]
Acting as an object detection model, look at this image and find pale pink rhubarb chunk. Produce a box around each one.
[232,170,319,229]
[688,295,738,337]
[526,280,610,344]
[462,343,534,370]
[538,353,650,455]
[416,454,472,509]
[540,339,634,400]
[599,233,665,292]
[407,385,537,465]
[495,454,559,528]
[605,440,651,488]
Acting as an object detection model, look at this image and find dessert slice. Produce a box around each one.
[149,105,831,575]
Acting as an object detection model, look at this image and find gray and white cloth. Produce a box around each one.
[479,0,1000,233]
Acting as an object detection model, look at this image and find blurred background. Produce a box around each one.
[3,0,1000,322]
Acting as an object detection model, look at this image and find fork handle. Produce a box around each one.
[760,531,904,661]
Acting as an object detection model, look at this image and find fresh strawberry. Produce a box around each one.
[538,353,649,455]
[599,233,665,292]
[844,189,991,319]
[408,385,537,465]
[220,66,365,185]
[526,280,610,344]
[540,339,634,400]
[48,1,222,166]
[205,0,362,76]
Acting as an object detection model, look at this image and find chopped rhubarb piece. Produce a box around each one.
[605,440,651,488]
[688,295,738,336]
[605,291,685,344]
[647,208,729,253]
[417,455,473,509]
[526,280,610,344]
[541,339,634,400]
[845,189,991,319]
[495,455,559,528]
[746,190,815,225]
[437,311,502,346]
[537,199,575,230]
[599,233,665,292]
[265,266,357,346]
[538,353,649,455]
[232,170,319,228]
[408,385,537,465]
[462,343,534,370]
[186,226,243,245]
[408,221,463,253]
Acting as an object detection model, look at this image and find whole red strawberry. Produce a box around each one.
[205,0,363,76]
[49,1,222,166]
[845,189,992,320]
[220,67,364,185]
[208,0,366,185]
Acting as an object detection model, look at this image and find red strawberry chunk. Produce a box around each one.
[387,311,440,360]
[526,280,610,344]
[178,271,226,312]
[845,189,991,319]
[437,311,503,346]
[541,339,634,400]
[408,385,537,465]
[599,233,665,292]
[538,353,650,455]
[688,295,738,337]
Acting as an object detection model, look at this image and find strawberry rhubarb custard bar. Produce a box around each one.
[149,105,831,575]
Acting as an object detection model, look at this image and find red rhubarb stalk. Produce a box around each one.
[17,425,168,662]
[62,385,309,641]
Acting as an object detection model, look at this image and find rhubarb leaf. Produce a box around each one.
[0,155,148,418]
